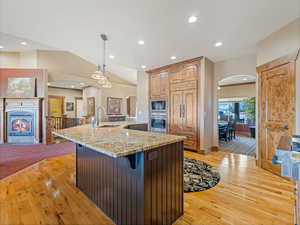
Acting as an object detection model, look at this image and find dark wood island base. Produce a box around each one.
[76,141,184,225]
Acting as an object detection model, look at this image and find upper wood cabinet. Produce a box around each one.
[150,71,169,99]
[170,64,198,84]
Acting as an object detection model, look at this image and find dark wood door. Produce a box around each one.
[259,62,296,175]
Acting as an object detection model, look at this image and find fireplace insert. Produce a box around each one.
[7,111,34,137]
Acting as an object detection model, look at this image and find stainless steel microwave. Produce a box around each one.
[150,100,167,113]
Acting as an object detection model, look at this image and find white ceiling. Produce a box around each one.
[48,81,87,90]
[0,0,299,84]
[219,75,256,86]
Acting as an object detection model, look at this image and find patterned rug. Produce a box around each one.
[184,157,220,192]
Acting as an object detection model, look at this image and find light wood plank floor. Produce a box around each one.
[0,151,294,225]
[219,135,256,157]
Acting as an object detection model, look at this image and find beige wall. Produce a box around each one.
[256,17,300,134]
[214,54,257,82]
[101,83,136,116]
[82,84,136,120]
[257,17,300,65]
[136,71,149,122]
[199,58,215,151]
[0,52,20,68]
[48,87,83,118]
[218,84,256,99]
[0,51,38,68]
[19,51,38,68]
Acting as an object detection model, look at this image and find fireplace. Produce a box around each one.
[5,98,42,144]
[8,112,34,137]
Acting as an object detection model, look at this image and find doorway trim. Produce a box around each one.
[256,50,299,169]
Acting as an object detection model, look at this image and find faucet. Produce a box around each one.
[95,106,106,127]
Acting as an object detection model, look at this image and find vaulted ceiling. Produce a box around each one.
[0,0,299,84]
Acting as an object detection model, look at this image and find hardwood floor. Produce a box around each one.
[0,151,294,225]
[219,135,256,157]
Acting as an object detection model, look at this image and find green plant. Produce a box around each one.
[243,97,256,120]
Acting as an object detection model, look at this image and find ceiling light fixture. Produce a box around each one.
[141,65,146,69]
[138,40,145,45]
[171,56,177,60]
[188,16,198,23]
[215,42,223,47]
[20,41,27,46]
[217,86,221,90]
[109,55,115,59]
[0,45,3,49]
[91,34,112,88]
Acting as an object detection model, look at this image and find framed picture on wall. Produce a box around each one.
[66,102,74,111]
[87,97,95,116]
[6,77,36,97]
[107,97,122,115]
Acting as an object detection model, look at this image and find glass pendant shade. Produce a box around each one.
[90,34,112,88]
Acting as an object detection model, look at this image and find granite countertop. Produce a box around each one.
[53,121,186,158]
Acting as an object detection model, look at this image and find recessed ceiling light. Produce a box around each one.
[141,65,146,69]
[138,40,145,45]
[217,86,221,90]
[47,82,51,86]
[109,55,115,59]
[0,45,3,49]
[215,42,223,47]
[171,56,177,60]
[20,41,27,46]
[188,16,198,23]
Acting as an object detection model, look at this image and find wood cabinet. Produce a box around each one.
[170,64,197,84]
[148,57,202,152]
[169,86,198,150]
[150,71,169,99]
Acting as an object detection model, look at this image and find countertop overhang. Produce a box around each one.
[53,121,186,158]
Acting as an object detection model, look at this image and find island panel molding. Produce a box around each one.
[76,141,184,225]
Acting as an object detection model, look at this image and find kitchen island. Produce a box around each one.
[53,121,185,225]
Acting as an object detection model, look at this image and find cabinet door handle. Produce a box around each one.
[182,104,185,118]
[179,104,182,118]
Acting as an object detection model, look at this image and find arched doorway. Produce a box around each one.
[216,75,257,157]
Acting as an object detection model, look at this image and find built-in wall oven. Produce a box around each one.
[150,99,168,133]
[150,115,167,133]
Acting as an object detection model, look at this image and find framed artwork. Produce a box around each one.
[87,97,95,116]
[66,102,74,111]
[107,97,122,115]
[6,77,36,97]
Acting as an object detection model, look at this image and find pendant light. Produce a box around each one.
[91,34,112,88]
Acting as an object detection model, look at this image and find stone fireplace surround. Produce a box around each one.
[0,98,42,144]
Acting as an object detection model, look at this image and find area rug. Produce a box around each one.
[184,157,220,192]
[0,142,75,179]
